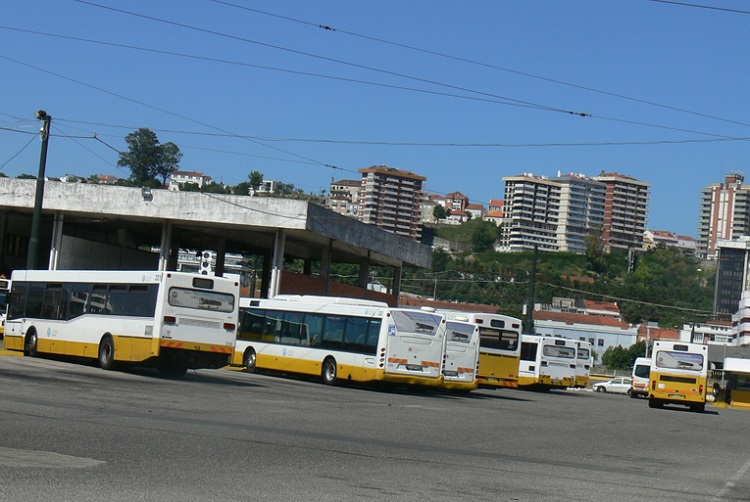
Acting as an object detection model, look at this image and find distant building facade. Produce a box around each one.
[327,179,362,218]
[169,171,211,191]
[698,173,750,259]
[593,172,650,253]
[359,165,425,241]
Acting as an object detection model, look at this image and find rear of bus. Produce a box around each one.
[384,308,446,386]
[575,341,592,388]
[441,319,480,391]
[473,313,522,389]
[538,337,577,388]
[156,272,239,372]
[630,357,651,398]
[648,341,708,412]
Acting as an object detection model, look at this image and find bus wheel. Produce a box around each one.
[691,403,705,413]
[24,331,38,357]
[648,398,662,409]
[160,365,188,379]
[322,358,338,386]
[243,349,257,373]
[98,337,116,371]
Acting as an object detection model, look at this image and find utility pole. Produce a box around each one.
[525,244,538,334]
[27,110,51,269]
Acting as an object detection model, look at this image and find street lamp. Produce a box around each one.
[27,110,52,269]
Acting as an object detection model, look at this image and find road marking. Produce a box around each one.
[0,447,104,469]
[712,455,750,501]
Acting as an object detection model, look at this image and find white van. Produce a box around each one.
[630,357,651,398]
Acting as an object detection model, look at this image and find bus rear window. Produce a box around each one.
[168,287,234,313]
[446,322,474,343]
[543,345,576,359]
[391,310,440,336]
[655,350,703,371]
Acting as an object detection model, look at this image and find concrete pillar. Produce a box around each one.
[158,221,173,271]
[261,249,272,299]
[392,266,402,300]
[214,236,227,277]
[319,239,332,296]
[48,212,64,270]
[358,251,371,297]
[269,229,286,298]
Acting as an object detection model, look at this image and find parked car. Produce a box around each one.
[594,377,632,394]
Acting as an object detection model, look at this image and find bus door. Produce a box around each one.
[386,309,445,380]
[443,321,479,385]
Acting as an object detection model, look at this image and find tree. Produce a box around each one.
[118,128,182,187]
[202,182,229,194]
[471,220,499,253]
[232,181,252,196]
[180,182,201,192]
[433,204,447,221]
[248,171,264,192]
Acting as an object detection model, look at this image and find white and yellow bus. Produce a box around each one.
[518,335,577,390]
[0,277,9,337]
[4,270,239,377]
[574,340,593,388]
[441,311,522,389]
[648,341,708,412]
[441,317,480,392]
[231,295,447,387]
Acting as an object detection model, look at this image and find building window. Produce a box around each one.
[598,339,604,346]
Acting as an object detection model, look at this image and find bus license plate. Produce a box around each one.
[668,394,685,399]
[444,370,458,377]
[406,364,422,371]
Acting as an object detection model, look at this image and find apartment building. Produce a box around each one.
[697,173,750,259]
[500,173,607,253]
[593,172,650,253]
[327,179,362,218]
[359,165,426,241]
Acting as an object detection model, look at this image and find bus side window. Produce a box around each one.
[305,313,324,347]
[343,317,368,353]
[8,282,29,319]
[26,283,46,318]
[364,319,381,355]
[322,315,345,350]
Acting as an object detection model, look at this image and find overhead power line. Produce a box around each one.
[209,0,750,129]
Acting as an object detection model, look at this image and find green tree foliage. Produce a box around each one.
[118,128,182,187]
[202,182,229,194]
[232,181,251,196]
[601,340,647,370]
[248,171,264,191]
[433,204,447,221]
[585,227,608,274]
[180,182,201,192]
[470,220,499,253]
[17,174,36,179]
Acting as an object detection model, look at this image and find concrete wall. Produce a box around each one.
[59,235,159,270]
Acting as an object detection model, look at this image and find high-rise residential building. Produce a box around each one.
[499,173,607,254]
[697,173,750,259]
[556,174,606,254]
[359,165,425,241]
[593,172,650,253]
[500,173,561,252]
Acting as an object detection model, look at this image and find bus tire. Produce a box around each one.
[98,336,116,370]
[648,398,662,409]
[243,349,257,373]
[322,357,337,386]
[160,365,188,379]
[691,403,705,413]
[24,330,38,357]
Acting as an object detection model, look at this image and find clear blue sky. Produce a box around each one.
[2,1,749,238]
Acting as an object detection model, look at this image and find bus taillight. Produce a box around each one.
[699,384,703,394]
[163,316,177,325]
[223,323,236,331]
